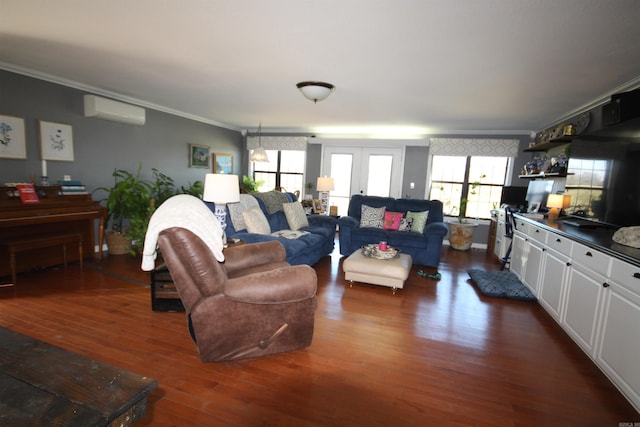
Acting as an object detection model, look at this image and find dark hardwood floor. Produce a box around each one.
[1,242,638,426]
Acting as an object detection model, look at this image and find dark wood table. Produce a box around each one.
[0,327,157,426]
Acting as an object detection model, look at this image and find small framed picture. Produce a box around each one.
[40,120,74,161]
[0,115,27,159]
[312,199,324,213]
[213,153,233,174]
[528,202,540,213]
[189,144,210,168]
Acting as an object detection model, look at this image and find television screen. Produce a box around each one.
[525,180,554,213]
[567,137,640,227]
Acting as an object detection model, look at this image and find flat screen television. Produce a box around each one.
[500,186,528,211]
[566,137,640,227]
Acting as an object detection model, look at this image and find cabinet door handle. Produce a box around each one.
[585,251,593,257]
[535,229,540,233]
[566,262,572,267]
[603,282,610,288]
[556,238,561,243]
[634,272,640,279]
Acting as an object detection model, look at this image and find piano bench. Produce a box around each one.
[0,233,83,285]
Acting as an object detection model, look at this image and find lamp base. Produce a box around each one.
[319,191,329,215]
[548,208,561,221]
[214,203,228,245]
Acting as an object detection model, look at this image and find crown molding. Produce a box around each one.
[0,62,242,132]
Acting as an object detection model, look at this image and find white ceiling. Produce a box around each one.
[2,0,640,138]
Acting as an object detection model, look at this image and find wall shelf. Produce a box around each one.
[524,138,572,152]
[519,172,572,179]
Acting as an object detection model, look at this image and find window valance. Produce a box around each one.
[247,136,308,151]
[429,138,519,157]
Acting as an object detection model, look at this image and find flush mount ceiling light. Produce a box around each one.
[296,81,335,103]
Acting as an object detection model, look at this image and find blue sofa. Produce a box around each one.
[207,192,337,266]
[338,194,447,267]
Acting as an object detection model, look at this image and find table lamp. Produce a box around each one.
[203,173,240,244]
[316,176,334,215]
[546,194,571,221]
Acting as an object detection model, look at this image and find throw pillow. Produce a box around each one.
[227,194,260,231]
[360,204,385,228]
[407,210,429,233]
[399,217,413,232]
[242,206,271,234]
[283,201,309,231]
[383,211,403,230]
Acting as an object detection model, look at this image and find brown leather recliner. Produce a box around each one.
[157,227,317,362]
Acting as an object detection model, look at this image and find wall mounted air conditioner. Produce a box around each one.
[83,94,146,125]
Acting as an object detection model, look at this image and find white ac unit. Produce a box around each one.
[83,95,146,125]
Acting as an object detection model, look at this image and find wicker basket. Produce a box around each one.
[106,231,131,255]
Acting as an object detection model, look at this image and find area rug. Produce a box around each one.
[467,269,537,301]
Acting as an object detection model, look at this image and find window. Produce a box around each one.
[429,155,508,219]
[253,150,305,195]
[564,158,607,217]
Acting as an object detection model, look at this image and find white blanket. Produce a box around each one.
[141,194,224,271]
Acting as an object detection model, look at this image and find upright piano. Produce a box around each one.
[0,185,105,279]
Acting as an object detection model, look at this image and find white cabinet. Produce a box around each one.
[595,258,640,411]
[563,262,605,354]
[539,248,569,321]
[523,238,544,295]
[510,232,527,280]
[513,215,640,412]
[521,223,546,295]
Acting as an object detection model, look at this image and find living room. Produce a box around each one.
[2,1,640,424]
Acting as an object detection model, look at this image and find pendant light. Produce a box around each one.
[250,122,269,163]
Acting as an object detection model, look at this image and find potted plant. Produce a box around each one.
[447,179,482,251]
[304,182,314,200]
[242,175,264,193]
[126,168,178,254]
[97,165,153,255]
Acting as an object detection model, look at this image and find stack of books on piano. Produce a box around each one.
[58,180,89,195]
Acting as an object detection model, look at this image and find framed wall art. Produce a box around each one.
[189,144,210,168]
[0,115,27,159]
[312,199,324,214]
[40,120,74,161]
[213,153,233,174]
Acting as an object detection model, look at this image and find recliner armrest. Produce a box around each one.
[223,241,286,274]
[307,215,338,228]
[224,265,317,304]
[337,216,359,229]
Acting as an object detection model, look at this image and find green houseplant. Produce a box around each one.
[97,165,153,255]
[242,175,264,193]
[447,178,483,250]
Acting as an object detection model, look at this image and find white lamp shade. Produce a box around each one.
[317,176,335,192]
[296,81,335,103]
[250,146,269,162]
[547,194,571,209]
[203,173,240,204]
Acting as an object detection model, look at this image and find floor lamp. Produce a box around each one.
[316,176,334,215]
[203,173,240,245]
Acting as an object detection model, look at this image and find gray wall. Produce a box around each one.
[0,69,243,196]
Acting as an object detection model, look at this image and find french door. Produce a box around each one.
[321,145,404,216]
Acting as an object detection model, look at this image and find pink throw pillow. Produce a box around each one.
[383,211,403,230]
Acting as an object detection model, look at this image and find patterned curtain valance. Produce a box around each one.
[247,136,308,151]
[429,138,519,157]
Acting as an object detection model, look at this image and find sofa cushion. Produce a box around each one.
[243,207,271,234]
[227,194,260,232]
[407,210,429,233]
[360,204,385,228]
[383,211,403,230]
[283,201,309,231]
[399,217,413,231]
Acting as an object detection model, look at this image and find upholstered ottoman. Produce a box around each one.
[343,250,412,293]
